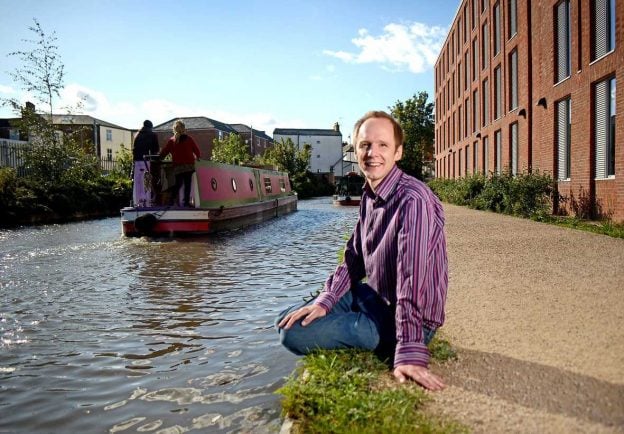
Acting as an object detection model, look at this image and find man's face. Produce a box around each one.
[354,117,403,191]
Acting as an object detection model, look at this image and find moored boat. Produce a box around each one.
[332,171,364,207]
[121,157,297,236]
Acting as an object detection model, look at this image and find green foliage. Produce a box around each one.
[110,144,133,179]
[390,92,435,181]
[257,138,332,198]
[277,350,466,434]
[261,138,311,175]
[428,171,554,218]
[211,133,251,164]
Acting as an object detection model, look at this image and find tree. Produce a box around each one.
[211,133,251,164]
[261,138,311,175]
[6,18,65,119]
[389,92,435,181]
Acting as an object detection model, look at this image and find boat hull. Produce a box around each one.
[332,195,361,207]
[121,195,297,237]
[122,159,298,237]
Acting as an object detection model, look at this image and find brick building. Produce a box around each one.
[153,117,239,159]
[434,0,623,222]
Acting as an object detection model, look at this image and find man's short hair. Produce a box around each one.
[352,111,404,148]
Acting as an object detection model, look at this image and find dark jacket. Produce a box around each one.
[132,127,160,160]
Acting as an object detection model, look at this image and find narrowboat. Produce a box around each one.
[332,171,364,207]
[121,157,297,237]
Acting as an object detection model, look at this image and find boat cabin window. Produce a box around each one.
[279,179,286,192]
[211,178,218,191]
[264,177,272,193]
[231,178,237,192]
[249,179,254,191]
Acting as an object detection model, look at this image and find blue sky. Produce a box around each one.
[0,0,459,138]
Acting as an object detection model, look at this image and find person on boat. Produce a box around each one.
[276,111,448,391]
[159,120,201,207]
[132,120,160,161]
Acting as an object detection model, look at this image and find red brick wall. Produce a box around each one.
[435,0,624,222]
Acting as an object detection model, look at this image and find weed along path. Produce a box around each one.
[425,204,624,433]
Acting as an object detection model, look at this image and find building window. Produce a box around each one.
[592,0,616,61]
[509,50,518,110]
[473,141,479,173]
[483,136,489,173]
[465,51,470,90]
[494,2,501,56]
[106,129,112,141]
[472,38,479,82]
[594,77,616,178]
[465,97,470,138]
[473,89,479,132]
[483,78,489,126]
[473,0,478,29]
[494,66,502,119]
[465,145,469,175]
[556,98,572,180]
[509,0,517,38]
[459,149,462,177]
[279,178,286,192]
[482,22,489,70]
[218,131,223,140]
[510,122,518,175]
[106,148,113,160]
[495,129,502,174]
[482,0,487,12]
[555,0,571,83]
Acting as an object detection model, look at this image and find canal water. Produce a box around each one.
[0,198,359,434]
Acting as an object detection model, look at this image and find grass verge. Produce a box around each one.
[276,337,466,434]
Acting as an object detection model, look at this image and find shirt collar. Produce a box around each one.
[364,164,402,203]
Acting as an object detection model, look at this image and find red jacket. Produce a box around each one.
[160,134,201,165]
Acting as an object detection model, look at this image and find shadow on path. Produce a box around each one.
[436,347,624,429]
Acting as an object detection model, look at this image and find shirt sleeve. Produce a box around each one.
[394,196,431,368]
[315,215,366,312]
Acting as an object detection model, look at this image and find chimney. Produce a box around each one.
[333,121,340,132]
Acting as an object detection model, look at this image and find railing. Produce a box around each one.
[0,141,123,175]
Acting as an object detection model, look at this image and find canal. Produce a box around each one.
[0,198,359,433]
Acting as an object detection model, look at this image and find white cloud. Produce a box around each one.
[0,85,15,94]
[324,22,446,73]
[0,82,307,135]
[54,83,302,135]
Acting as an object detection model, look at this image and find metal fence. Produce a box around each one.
[0,140,123,176]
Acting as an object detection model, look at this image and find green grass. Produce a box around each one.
[277,339,466,434]
[531,214,624,238]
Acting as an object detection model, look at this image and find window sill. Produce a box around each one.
[590,50,615,67]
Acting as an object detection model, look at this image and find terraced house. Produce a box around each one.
[434,0,623,222]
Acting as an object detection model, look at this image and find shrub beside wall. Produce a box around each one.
[428,171,555,218]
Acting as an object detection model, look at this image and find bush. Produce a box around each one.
[429,171,555,218]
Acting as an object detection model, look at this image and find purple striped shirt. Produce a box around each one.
[315,164,448,368]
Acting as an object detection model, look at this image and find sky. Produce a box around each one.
[0,0,460,139]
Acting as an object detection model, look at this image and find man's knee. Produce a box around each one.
[277,326,308,356]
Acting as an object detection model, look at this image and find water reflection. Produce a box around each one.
[0,198,359,433]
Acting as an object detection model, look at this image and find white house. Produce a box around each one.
[273,123,343,174]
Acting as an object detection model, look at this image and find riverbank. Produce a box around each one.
[425,204,624,433]
[278,203,624,433]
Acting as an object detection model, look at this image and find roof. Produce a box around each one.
[273,128,342,137]
[154,117,238,133]
[230,123,273,141]
[49,114,131,130]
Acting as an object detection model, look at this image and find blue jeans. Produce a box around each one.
[275,283,435,363]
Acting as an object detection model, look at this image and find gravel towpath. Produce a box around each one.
[425,204,624,433]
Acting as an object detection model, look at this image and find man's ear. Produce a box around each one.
[394,145,403,161]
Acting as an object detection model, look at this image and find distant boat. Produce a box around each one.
[332,171,364,207]
[121,157,297,237]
